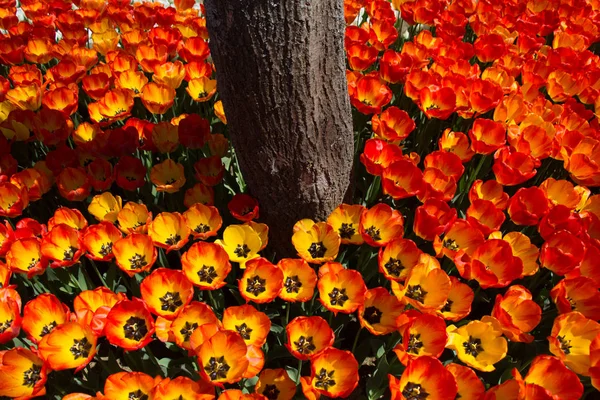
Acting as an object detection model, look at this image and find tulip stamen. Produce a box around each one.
[128,389,149,400]
[443,238,459,251]
[63,246,77,261]
[406,285,427,303]
[463,336,484,357]
[328,287,349,306]
[284,275,303,293]
[363,306,382,325]
[557,335,572,355]
[294,335,316,355]
[22,364,41,388]
[384,257,404,277]
[28,258,40,270]
[204,355,230,381]
[165,234,181,246]
[235,322,253,340]
[198,265,218,283]
[40,321,57,337]
[0,319,12,334]
[308,242,326,258]
[99,242,113,257]
[194,223,211,234]
[263,384,281,399]
[234,244,251,258]
[314,368,336,391]
[129,253,148,270]
[338,223,355,239]
[165,178,176,185]
[365,226,381,241]
[180,321,198,341]
[441,299,453,312]
[407,333,424,354]
[159,291,183,312]
[123,317,148,341]
[70,337,92,360]
[246,275,267,296]
[402,382,429,400]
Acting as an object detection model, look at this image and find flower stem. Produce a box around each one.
[351,328,362,354]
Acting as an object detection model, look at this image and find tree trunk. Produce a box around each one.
[205,0,354,257]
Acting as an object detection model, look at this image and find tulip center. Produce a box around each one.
[128,390,149,400]
[198,265,218,283]
[194,223,211,234]
[557,335,572,355]
[338,223,355,239]
[159,291,183,312]
[180,321,198,341]
[566,297,576,310]
[402,382,428,400]
[407,333,424,354]
[363,306,382,324]
[40,321,57,337]
[22,364,41,388]
[308,242,326,258]
[235,322,253,340]
[0,319,12,333]
[246,275,267,296]
[234,243,251,258]
[165,178,176,185]
[263,384,280,400]
[123,316,148,341]
[442,299,453,312]
[406,285,427,303]
[165,234,181,246]
[204,355,230,381]
[129,253,148,270]
[314,368,336,391]
[294,335,317,355]
[443,238,459,251]
[284,275,303,293]
[463,336,484,357]
[63,246,77,261]
[99,242,113,257]
[70,337,92,359]
[27,258,40,270]
[365,225,381,241]
[384,257,404,277]
[328,287,349,306]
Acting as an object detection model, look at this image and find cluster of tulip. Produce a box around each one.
[1,0,600,398]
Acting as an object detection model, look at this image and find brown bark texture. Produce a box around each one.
[205,0,354,257]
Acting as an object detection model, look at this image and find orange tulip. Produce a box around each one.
[141,82,175,115]
[388,356,458,400]
[0,348,48,399]
[141,268,194,319]
[223,304,271,347]
[73,287,126,337]
[183,203,222,240]
[359,203,404,247]
[318,267,367,315]
[492,285,541,343]
[22,294,70,343]
[394,311,448,365]
[358,287,404,335]
[239,258,283,304]
[112,233,157,277]
[104,299,155,351]
[38,322,97,372]
[197,330,250,386]
[285,316,334,361]
[277,258,317,303]
[310,347,358,398]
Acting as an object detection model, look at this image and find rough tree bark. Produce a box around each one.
[205,0,354,256]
